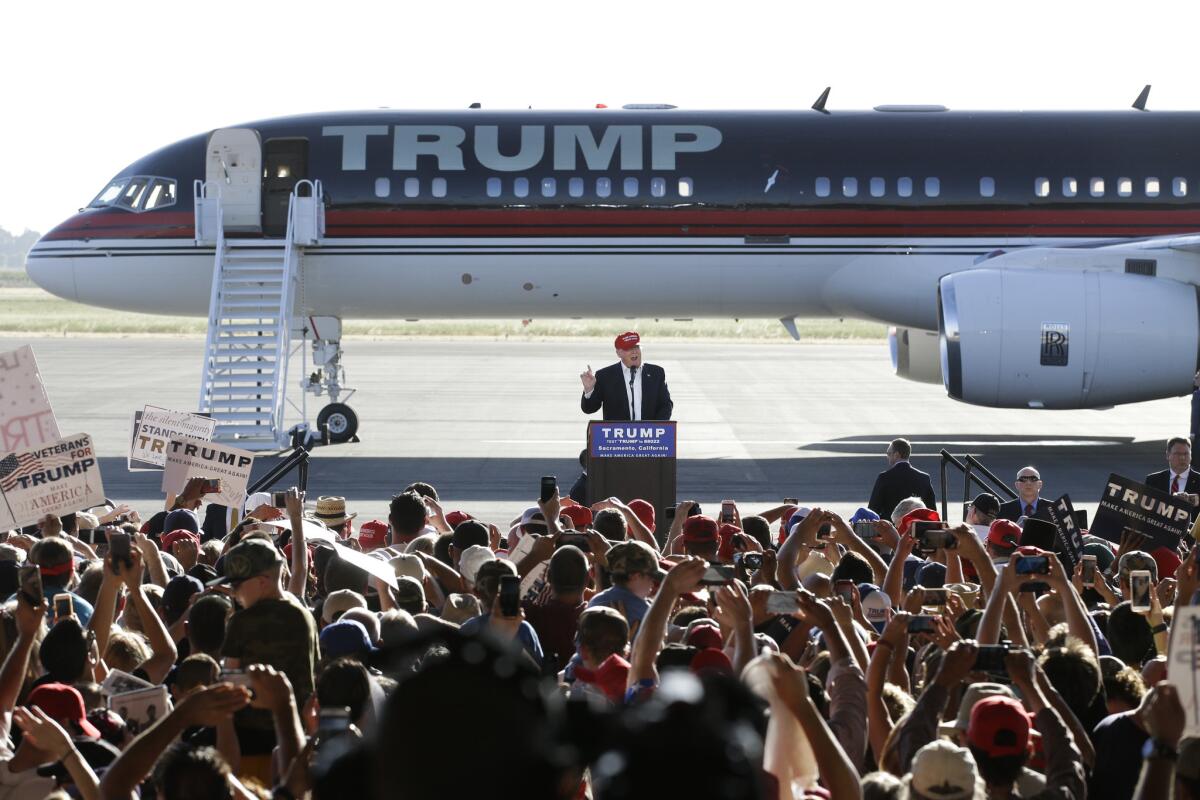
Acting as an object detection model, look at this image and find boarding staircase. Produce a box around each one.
[193,180,325,450]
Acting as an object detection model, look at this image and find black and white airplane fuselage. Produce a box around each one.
[27,106,1200,410]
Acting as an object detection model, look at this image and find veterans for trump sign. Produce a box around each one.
[128,406,216,471]
[0,345,60,454]
[161,438,254,512]
[1090,473,1192,549]
[0,433,105,529]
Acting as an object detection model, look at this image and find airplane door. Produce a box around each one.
[206,128,262,232]
[262,138,308,237]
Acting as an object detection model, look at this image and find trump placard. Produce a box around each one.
[0,345,60,454]
[1090,473,1192,550]
[161,437,254,512]
[128,406,216,471]
[0,433,105,529]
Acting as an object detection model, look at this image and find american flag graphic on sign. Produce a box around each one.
[0,450,74,492]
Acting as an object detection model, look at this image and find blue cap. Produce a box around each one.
[319,619,377,660]
[901,556,926,592]
[915,561,947,588]
[850,507,880,523]
[163,508,200,535]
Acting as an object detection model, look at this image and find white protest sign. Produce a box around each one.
[129,406,216,471]
[0,346,60,454]
[331,542,398,589]
[259,517,338,544]
[101,668,153,696]
[109,685,171,737]
[0,433,105,529]
[1169,605,1200,738]
[161,437,254,512]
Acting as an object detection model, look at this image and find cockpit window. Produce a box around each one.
[88,176,178,212]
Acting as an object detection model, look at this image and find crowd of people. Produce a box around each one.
[0,436,1196,799]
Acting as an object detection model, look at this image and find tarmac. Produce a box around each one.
[2,334,1189,528]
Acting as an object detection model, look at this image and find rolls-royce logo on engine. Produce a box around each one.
[1040,323,1069,366]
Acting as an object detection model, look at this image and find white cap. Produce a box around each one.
[860,589,893,628]
[244,492,272,516]
[322,589,367,624]
[907,739,980,800]
[795,552,832,581]
[458,545,496,586]
[389,553,429,584]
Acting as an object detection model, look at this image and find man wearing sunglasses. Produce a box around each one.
[998,467,1054,523]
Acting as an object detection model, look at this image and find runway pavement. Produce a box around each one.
[2,334,1189,527]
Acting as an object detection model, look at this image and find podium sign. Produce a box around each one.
[587,422,677,542]
[589,424,676,458]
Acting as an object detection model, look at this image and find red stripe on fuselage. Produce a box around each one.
[40,206,1200,241]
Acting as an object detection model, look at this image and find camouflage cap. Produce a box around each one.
[606,541,664,580]
[211,538,283,587]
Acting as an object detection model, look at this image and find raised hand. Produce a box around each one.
[580,365,597,393]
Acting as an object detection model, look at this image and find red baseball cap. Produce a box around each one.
[987,520,1022,550]
[686,623,724,651]
[968,696,1031,758]
[1151,546,1182,580]
[445,511,473,528]
[690,647,734,676]
[614,331,641,350]
[161,529,200,549]
[682,515,719,543]
[358,520,389,551]
[717,523,742,562]
[27,683,101,739]
[560,505,593,529]
[627,499,656,533]
[898,508,940,537]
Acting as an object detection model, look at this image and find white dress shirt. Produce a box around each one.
[1169,470,1189,493]
[620,363,643,420]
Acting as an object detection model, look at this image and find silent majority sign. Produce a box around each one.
[0,433,106,529]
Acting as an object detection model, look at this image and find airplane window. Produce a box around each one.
[624,177,639,197]
[596,177,612,198]
[979,177,995,198]
[842,178,858,197]
[678,177,693,197]
[541,178,557,198]
[924,177,940,197]
[1034,178,1050,198]
[1145,177,1160,197]
[142,180,176,210]
[870,177,885,197]
[650,177,666,197]
[90,179,128,207]
[117,178,149,210]
[1089,178,1104,197]
[374,178,391,198]
[1174,177,1188,197]
[404,178,420,198]
[897,177,913,198]
[514,177,530,198]
[486,177,502,198]
[569,177,584,198]
[815,177,830,197]
[1062,178,1077,197]
[1117,177,1132,197]
[431,178,447,198]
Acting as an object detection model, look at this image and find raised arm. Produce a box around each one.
[867,613,911,760]
[829,513,888,585]
[1045,553,1098,655]
[248,665,304,784]
[777,509,826,591]
[12,707,99,800]
[99,683,250,798]
[0,595,45,715]
[121,548,177,684]
[285,489,308,599]
[627,558,705,688]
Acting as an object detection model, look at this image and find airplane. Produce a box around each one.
[25,91,1200,448]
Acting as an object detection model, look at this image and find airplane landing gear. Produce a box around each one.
[292,316,359,447]
[317,402,358,443]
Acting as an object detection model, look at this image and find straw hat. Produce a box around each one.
[312,496,356,526]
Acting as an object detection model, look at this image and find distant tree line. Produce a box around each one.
[0,227,41,269]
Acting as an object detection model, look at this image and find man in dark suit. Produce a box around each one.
[1145,436,1200,500]
[580,332,673,421]
[867,438,936,519]
[998,467,1054,522]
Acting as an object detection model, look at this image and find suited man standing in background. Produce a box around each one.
[868,438,936,519]
[1145,436,1200,498]
[998,466,1054,522]
[580,332,673,421]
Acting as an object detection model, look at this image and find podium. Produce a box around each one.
[587,421,677,542]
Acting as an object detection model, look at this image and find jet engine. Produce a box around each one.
[889,327,943,384]
[938,269,1198,408]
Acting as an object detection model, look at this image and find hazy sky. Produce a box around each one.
[3,1,1198,235]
